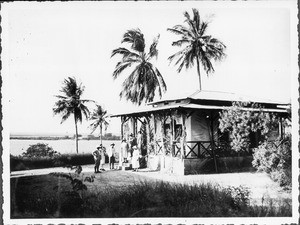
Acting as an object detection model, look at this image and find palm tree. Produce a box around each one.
[167,9,226,90]
[53,77,91,154]
[111,29,167,105]
[89,104,109,146]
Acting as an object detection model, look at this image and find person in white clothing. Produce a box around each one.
[131,145,140,172]
[120,138,129,163]
[100,145,106,171]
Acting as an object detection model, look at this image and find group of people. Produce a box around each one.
[92,133,142,173]
[92,143,116,173]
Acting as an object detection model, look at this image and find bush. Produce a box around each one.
[252,134,292,187]
[219,101,278,153]
[10,153,94,171]
[22,143,59,158]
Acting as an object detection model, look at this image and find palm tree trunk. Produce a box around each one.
[100,124,103,146]
[196,58,202,91]
[146,117,151,155]
[74,115,79,154]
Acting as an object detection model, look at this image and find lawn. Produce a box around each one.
[10,169,292,218]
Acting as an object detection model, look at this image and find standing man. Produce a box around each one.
[92,145,101,173]
[107,143,116,170]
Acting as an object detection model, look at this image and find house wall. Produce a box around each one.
[190,111,210,142]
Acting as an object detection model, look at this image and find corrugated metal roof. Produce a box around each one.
[149,90,290,105]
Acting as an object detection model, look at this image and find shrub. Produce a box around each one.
[22,143,59,158]
[219,101,278,153]
[10,153,94,171]
[224,185,250,209]
[252,134,292,187]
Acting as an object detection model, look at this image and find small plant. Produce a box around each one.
[224,185,251,210]
[50,165,95,217]
[51,165,94,196]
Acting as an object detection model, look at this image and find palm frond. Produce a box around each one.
[111,47,140,59]
[146,34,160,61]
[121,29,145,53]
[167,25,194,39]
[171,38,190,47]
[60,110,72,124]
[183,10,198,36]
[192,8,201,32]
[112,61,135,79]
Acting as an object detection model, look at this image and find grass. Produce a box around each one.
[10,172,292,218]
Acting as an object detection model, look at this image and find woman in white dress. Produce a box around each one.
[120,138,129,163]
[131,145,140,172]
[100,145,106,171]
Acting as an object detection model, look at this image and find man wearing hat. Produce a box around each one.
[107,143,116,170]
[92,145,102,173]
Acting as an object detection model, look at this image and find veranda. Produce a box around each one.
[112,91,290,175]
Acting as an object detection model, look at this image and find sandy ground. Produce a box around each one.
[10,164,291,205]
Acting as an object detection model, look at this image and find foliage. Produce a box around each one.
[224,185,250,210]
[50,165,95,217]
[10,153,94,171]
[168,8,226,90]
[111,29,167,105]
[51,165,94,193]
[22,143,59,158]
[53,77,92,153]
[219,101,278,152]
[11,175,292,218]
[252,134,292,187]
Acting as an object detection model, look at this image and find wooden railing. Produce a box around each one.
[172,140,232,159]
[155,139,232,159]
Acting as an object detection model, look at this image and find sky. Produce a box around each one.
[2,1,298,136]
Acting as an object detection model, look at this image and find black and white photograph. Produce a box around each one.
[1,1,298,224]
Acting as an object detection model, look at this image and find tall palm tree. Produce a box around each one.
[53,77,91,154]
[167,9,226,90]
[89,104,109,146]
[111,29,167,105]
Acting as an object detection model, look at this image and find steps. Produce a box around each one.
[118,161,132,171]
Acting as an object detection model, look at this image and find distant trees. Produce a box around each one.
[53,77,92,154]
[111,29,167,105]
[168,8,226,90]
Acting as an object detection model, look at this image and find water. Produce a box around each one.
[10,139,121,156]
